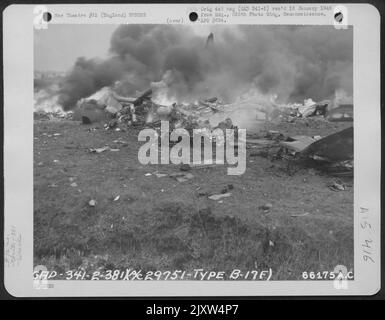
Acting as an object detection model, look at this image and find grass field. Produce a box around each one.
[34,118,353,280]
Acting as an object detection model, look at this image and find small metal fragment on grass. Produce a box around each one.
[208,193,232,201]
[70,182,78,187]
[89,146,110,153]
[113,195,120,201]
[155,173,167,178]
[113,139,128,146]
[169,172,194,182]
[328,179,346,191]
[89,199,96,207]
[291,212,310,218]
[259,203,273,211]
[175,173,194,183]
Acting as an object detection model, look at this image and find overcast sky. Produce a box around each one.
[34,24,119,71]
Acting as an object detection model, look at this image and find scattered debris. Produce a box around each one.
[265,130,285,141]
[70,182,78,187]
[155,173,167,178]
[170,172,194,183]
[259,203,273,212]
[291,212,310,218]
[323,160,354,176]
[328,179,347,191]
[280,135,317,153]
[113,195,120,201]
[314,102,329,116]
[88,199,96,207]
[197,184,234,197]
[113,138,128,146]
[208,193,232,201]
[89,146,110,153]
[89,146,120,153]
[268,127,355,176]
[34,110,73,121]
[247,138,273,146]
[298,99,317,117]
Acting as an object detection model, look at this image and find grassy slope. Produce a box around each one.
[34,118,353,280]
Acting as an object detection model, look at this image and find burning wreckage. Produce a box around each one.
[35,84,354,177]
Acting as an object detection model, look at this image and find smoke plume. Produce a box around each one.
[58,25,353,110]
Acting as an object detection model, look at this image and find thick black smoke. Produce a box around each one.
[58,25,353,110]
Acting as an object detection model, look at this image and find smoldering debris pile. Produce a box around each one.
[34,84,353,132]
[72,85,241,133]
[34,110,74,121]
[69,84,352,176]
[246,127,353,176]
[270,99,353,123]
[70,83,352,129]
[34,78,353,176]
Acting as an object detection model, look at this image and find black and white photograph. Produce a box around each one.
[33,23,355,281]
[2,1,382,299]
